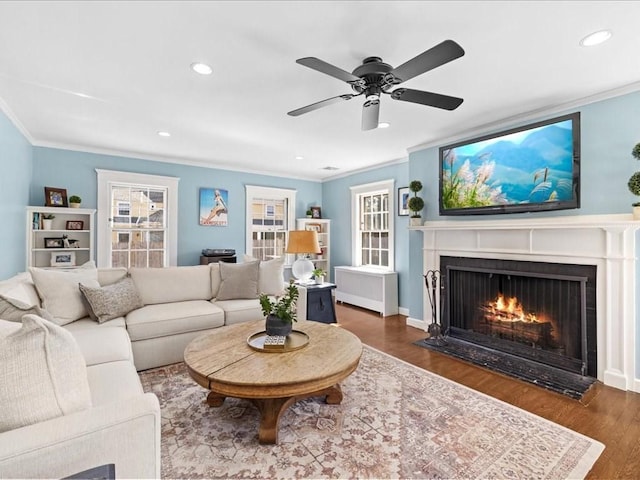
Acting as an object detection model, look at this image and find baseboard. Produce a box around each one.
[399,306,409,317]
[406,316,427,330]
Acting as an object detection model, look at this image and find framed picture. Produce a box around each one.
[44,237,64,248]
[44,187,68,207]
[66,220,84,230]
[199,188,229,226]
[310,206,322,219]
[305,223,322,232]
[398,187,410,216]
[51,251,76,267]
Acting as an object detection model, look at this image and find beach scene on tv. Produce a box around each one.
[441,119,575,210]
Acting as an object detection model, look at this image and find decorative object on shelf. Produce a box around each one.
[310,206,322,219]
[305,223,322,232]
[627,142,640,219]
[41,214,55,230]
[306,209,313,218]
[62,235,80,248]
[68,195,82,208]
[312,268,326,284]
[398,187,410,216]
[408,180,425,226]
[50,251,76,267]
[259,282,299,336]
[286,230,321,282]
[66,220,84,230]
[199,188,228,226]
[44,187,68,207]
[44,237,64,248]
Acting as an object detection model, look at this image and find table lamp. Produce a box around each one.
[286,230,321,282]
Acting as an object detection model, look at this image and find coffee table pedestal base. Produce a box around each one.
[206,384,343,444]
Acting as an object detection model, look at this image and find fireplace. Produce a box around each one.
[413,214,640,392]
[440,256,597,377]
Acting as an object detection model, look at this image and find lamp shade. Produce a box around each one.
[286,230,321,254]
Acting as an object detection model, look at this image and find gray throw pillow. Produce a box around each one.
[216,261,260,300]
[0,295,54,323]
[79,277,144,323]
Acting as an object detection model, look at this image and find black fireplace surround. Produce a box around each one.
[440,256,597,378]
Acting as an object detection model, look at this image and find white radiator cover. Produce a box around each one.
[334,266,398,316]
[412,213,640,392]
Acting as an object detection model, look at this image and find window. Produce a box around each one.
[350,179,395,270]
[245,185,296,262]
[97,169,179,268]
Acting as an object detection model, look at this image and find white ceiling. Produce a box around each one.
[1,1,639,181]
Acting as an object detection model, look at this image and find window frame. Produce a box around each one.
[96,169,179,268]
[350,179,395,271]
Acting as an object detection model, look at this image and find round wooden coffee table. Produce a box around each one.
[184,319,362,444]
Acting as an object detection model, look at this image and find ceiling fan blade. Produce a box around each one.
[362,99,380,131]
[390,40,465,83]
[391,88,463,111]
[296,57,364,85]
[287,94,355,117]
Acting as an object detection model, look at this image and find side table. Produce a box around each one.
[297,282,337,324]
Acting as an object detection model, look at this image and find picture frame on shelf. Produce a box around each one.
[305,223,322,232]
[51,251,76,267]
[44,237,64,249]
[310,206,322,219]
[66,220,84,230]
[398,187,410,216]
[44,187,68,207]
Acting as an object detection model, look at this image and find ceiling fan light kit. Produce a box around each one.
[288,40,465,131]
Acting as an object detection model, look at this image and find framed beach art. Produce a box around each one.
[199,188,229,226]
[398,187,410,216]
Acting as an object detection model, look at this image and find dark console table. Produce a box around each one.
[200,255,236,265]
[301,283,337,324]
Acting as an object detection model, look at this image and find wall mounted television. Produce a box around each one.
[439,112,580,216]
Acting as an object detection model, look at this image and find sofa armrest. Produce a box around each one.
[0,393,160,479]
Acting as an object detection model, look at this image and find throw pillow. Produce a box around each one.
[0,295,54,323]
[0,314,92,433]
[242,254,286,296]
[29,266,101,325]
[79,277,144,323]
[216,261,260,300]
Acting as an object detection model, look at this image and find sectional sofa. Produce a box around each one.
[0,258,286,479]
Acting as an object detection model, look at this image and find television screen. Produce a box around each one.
[439,112,580,216]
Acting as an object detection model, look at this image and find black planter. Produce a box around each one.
[265,314,293,336]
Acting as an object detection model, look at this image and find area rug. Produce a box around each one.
[140,346,604,479]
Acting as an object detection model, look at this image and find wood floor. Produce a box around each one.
[334,302,640,479]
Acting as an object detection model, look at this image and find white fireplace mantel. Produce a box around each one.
[411,213,640,392]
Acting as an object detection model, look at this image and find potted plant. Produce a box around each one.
[69,195,82,208]
[42,213,55,230]
[259,282,299,336]
[312,267,326,284]
[628,142,640,219]
[306,209,313,218]
[408,180,425,226]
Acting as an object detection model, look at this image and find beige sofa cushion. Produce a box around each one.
[29,266,100,325]
[216,261,260,300]
[70,327,134,366]
[129,266,212,305]
[0,315,92,433]
[0,272,54,322]
[213,298,264,325]
[125,300,224,341]
[86,361,143,406]
[243,255,286,296]
[97,267,128,286]
[79,277,143,323]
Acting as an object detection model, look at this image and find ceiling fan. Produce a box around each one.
[287,40,465,130]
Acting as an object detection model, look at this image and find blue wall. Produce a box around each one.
[0,110,32,278]
[322,162,409,310]
[30,147,322,266]
[406,90,640,320]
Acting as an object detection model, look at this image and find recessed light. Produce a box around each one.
[190,62,213,75]
[580,30,612,47]
[157,131,171,137]
[295,156,304,160]
[322,166,340,171]
[378,122,390,129]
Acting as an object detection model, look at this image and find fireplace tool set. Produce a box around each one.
[424,269,446,345]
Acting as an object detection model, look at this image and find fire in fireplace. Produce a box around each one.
[440,256,597,378]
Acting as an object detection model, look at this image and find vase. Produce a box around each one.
[69,202,81,208]
[42,219,53,230]
[633,206,640,220]
[265,314,292,336]
[315,275,325,285]
[410,217,423,227]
